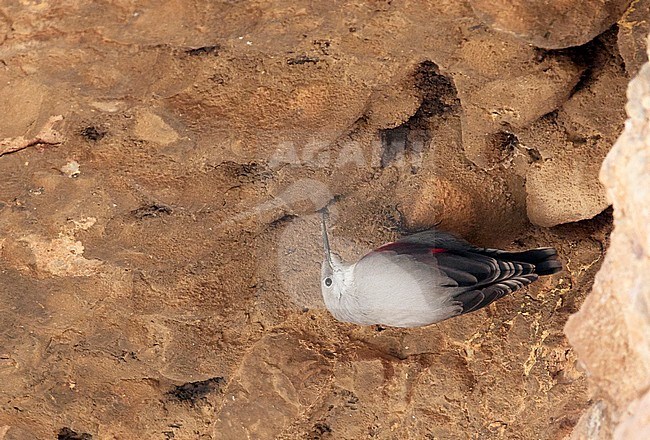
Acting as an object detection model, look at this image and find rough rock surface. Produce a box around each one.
[565,42,650,439]
[618,0,650,76]
[450,28,627,228]
[524,33,628,227]
[470,0,632,49]
[454,37,585,168]
[0,1,630,439]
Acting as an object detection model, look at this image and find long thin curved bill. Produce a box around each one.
[321,211,333,267]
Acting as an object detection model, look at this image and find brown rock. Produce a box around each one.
[565,46,650,437]
[170,58,372,163]
[526,147,609,227]
[0,14,8,45]
[213,333,333,439]
[525,35,627,226]
[0,79,48,137]
[396,174,476,235]
[393,105,529,243]
[133,109,180,145]
[468,66,583,129]
[617,0,650,76]
[452,31,584,168]
[0,2,624,438]
[364,74,422,130]
[460,59,583,167]
[470,0,633,49]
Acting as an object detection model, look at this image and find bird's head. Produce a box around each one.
[320,214,348,304]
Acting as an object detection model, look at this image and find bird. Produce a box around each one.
[320,214,562,328]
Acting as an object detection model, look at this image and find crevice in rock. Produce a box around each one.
[525,146,542,162]
[536,25,622,99]
[287,54,321,65]
[380,60,460,169]
[413,60,460,119]
[80,125,106,142]
[551,206,613,238]
[132,203,173,219]
[380,125,407,168]
[310,421,333,439]
[184,45,222,56]
[215,161,274,184]
[58,427,93,440]
[489,130,519,162]
[268,213,298,228]
[167,377,225,405]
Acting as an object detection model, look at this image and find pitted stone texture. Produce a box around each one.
[452,32,584,168]
[566,45,650,438]
[617,0,650,76]
[525,36,627,226]
[470,0,632,49]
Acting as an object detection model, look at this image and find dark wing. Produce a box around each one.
[369,233,560,317]
[395,229,561,274]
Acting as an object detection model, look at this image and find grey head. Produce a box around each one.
[320,214,353,311]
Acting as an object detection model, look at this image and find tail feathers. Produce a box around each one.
[455,274,539,315]
[534,259,563,276]
[492,247,562,276]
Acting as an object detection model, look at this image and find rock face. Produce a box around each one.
[617,0,650,76]
[0,1,633,439]
[565,41,650,438]
[449,27,627,228]
[470,0,632,49]
[524,34,628,227]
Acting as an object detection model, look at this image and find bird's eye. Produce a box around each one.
[324,277,333,287]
